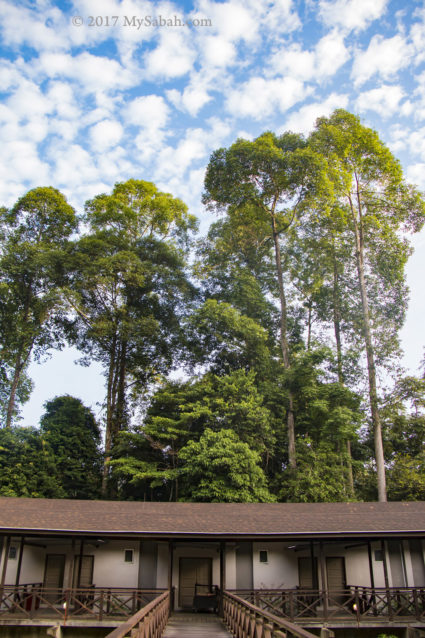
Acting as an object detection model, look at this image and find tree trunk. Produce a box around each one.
[5,285,33,428]
[350,189,387,502]
[271,214,296,468]
[332,248,354,497]
[5,354,23,428]
[102,335,118,496]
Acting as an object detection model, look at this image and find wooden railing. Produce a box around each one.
[0,585,166,621]
[223,591,319,638]
[104,590,170,638]
[231,587,425,623]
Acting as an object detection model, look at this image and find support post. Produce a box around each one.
[15,536,25,587]
[67,538,76,589]
[310,541,318,589]
[76,538,84,589]
[367,541,375,588]
[168,542,174,611]
[319,541,328,620]
[0,536,11,591]
[381,539,392,619]
[219,541,226,615]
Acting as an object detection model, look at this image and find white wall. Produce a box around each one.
[92,540,139,588]
[3,539,140,588]
[252,542,298,589]
[156,542,169,589]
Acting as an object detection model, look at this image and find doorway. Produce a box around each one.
[72,555,94,588]
[43,554,66,602]
[179,557,212,609]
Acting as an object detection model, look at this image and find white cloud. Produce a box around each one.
[50,143,99,188]
[319,0,389,32]
[154,117,231,181]
[35,52,136,93]
[0,140,50,191]
[90,120,124,152]
[410,8,425,65]
[269,44,315,81]
[126,94,169,130]
[200,35,237,68]
[269,30,349,82]
[315,31,350,77]
[407,127,425,162]
[166,72,213,117]
[144,30,196,79]
[196,0,260,44]
[406,163,425,189]
[355,85,405,118]
[126,95,171,161]
[352,34,413,86]
[281,93,349,135]
[0,0,67,50]
[226,76,309,119]
[261,0,301,33]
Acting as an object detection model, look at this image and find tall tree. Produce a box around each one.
[0,188,77,427]
[63,180,197,494]
[310,109,425,501]
[203,132,325,468]
[39,395,102,499]
[178,428,275,502]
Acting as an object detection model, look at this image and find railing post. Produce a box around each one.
[99,589,104,621]
[289,589,294,620]
[413,588,420,620]
[354,587,360,622]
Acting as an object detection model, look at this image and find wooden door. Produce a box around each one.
[326,557,346,602]
[43,554,66,601]
[72,555,94,588]
[179,558,212,609]
[298,557,318,589]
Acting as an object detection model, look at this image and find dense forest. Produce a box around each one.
[1,109,425,504]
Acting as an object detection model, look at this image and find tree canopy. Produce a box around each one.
[1,111,424,504]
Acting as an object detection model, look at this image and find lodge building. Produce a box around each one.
[1,498,425,637]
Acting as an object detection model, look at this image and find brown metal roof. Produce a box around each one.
[0,498,424,539]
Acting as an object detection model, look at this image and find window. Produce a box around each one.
[8,546,17,560]
[124,549,134,563]
[259,550,268,563]
[374,550,384,562]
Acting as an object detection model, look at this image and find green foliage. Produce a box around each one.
[40,395,102,499]
[178,429,275,502]
[0,427,64,498]
[278,438,353,502]
[387,453,425,501]
[186,299,273,378]
[62,179,197,494]
[0,187,78,427]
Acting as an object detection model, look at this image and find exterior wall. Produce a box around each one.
[226,545,237,590]
[3,539,139,588]
[92,540,139,588]
[2,535,425,592]
[5,541,46,585]
[156,542,169,589]
[252,542,298,589]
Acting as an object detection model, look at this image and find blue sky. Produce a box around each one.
[1,0,424,425]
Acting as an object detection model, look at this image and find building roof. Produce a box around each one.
[0,498,424,540]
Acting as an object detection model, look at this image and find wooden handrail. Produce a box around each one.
[222,591,319,638]
[104,590,170,638]
[229,586,425,623]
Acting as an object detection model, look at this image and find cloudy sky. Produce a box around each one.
[1,0,424,425]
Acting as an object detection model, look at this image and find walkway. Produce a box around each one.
[163,613,232,637]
